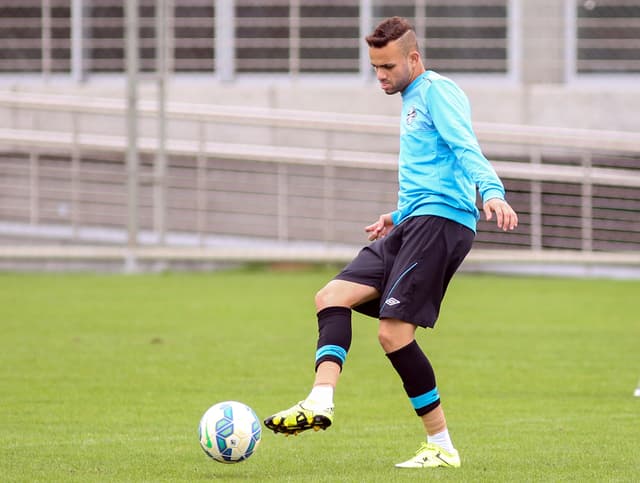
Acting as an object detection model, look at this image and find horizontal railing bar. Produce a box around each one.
[0,245,639,265]
[0,91,639,153]
[1,127,640,187]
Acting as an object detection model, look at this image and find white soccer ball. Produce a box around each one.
[198,401,262,463]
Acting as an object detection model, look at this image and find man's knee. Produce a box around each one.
[315,282,339,310]
[315,279,377,311]
[378,319,416,353]
[377,324,397,352]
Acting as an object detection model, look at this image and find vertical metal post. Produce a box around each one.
[42,0,52,80]
[197,122,208,246]
[507,0,522,83]
[155,0,168,245]
[29,151,40,225]
[215,0,235,81]
[323,163,335,243]
[71,151,81,241]
[166,0,175,75]
[70,112,81,240]
[581,152,593,252]
[359,0,373,81]
[277,164,288,241]
[125,0,140,270]
[530,148,543,250]
[564,0,577,83]
[414,0,427,57]
[289,0,300,77]
[71,0,85,82]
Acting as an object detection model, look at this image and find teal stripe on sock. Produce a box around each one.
[410,387,439,409]
[316,345,347,364]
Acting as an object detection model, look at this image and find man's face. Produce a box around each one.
[369,39,415,95]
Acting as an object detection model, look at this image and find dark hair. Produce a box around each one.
[365,16,415,48]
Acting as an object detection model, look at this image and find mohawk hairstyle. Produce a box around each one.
[365,16,415,48]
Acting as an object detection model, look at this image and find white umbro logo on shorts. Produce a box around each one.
[385,297,401,306]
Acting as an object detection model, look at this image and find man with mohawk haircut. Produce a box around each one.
[264,16,518,469]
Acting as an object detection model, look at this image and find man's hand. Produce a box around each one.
[365,213,394,241]
[483,198,518,231]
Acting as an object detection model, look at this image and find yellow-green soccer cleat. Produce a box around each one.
[263,401,333,435]
[395,442,461,468]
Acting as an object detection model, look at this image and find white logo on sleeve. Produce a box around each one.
[385,297,401,306]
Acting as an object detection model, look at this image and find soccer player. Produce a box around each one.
[264,16,518,469]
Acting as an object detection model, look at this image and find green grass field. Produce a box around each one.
[1,267,639,482]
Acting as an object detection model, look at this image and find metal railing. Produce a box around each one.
[0,91,639,269]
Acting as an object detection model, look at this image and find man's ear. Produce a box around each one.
[409,50,420,68]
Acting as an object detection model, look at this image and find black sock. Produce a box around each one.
[386,340,440,416]
[315,306,352,371]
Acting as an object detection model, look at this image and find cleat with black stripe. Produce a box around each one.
[263,401,333,435]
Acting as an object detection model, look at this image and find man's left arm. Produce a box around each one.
[427,79,517,231]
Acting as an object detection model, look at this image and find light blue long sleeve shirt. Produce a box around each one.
[391,70,505,232]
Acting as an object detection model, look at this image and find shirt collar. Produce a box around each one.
[402,71,428,98]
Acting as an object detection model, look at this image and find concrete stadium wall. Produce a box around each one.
[1,0,638,134]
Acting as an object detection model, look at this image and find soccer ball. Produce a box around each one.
[198,401,262,463]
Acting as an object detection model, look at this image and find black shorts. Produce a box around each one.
[334,215,474,328]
